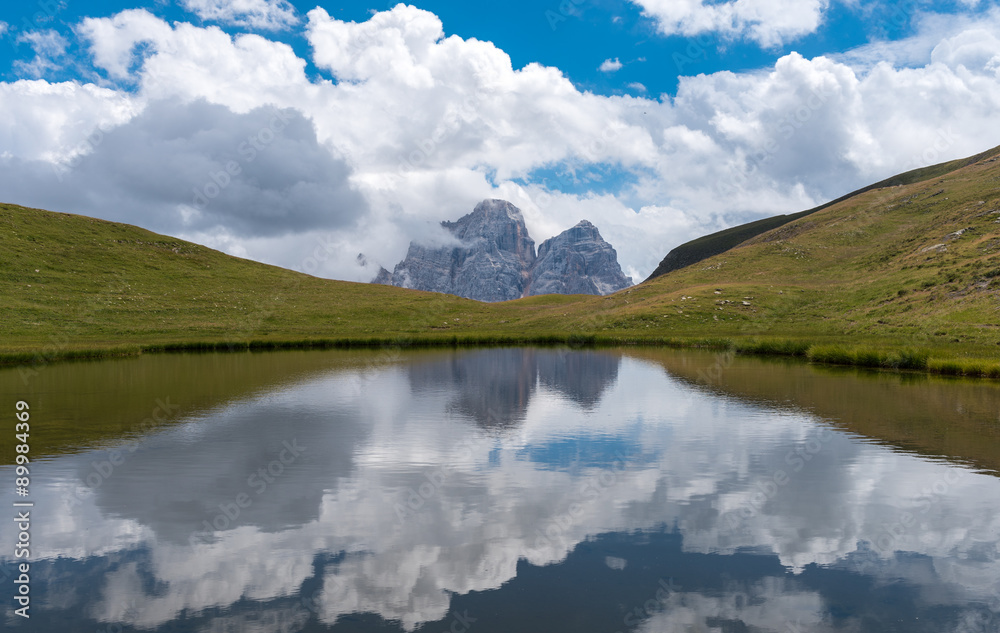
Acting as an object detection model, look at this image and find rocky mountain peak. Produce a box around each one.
[527,218,632,297]
[374,200,631,302]
[443,199,536,267]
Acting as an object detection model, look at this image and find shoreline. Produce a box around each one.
[4,334,999,380]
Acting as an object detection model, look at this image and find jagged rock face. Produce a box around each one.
[371,266,392,285]
[378,199,632,302]
[388,199,536,302]
[526,220,633,297]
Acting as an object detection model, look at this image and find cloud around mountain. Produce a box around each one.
[1,5,999,282]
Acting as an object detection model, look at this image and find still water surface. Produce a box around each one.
[1,347,999,632]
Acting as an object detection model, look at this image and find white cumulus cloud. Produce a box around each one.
[77,9,175,79]
[599,57,623,72]
[182,0,299,30]
[0,80,138,163]
[632,0,830,47]
[3,5,1000,284]
[14,29,69,77]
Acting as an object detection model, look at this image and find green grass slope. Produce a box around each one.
[2,143,1000,376]
[1,204,632,363]
[588,148,1000,365]
[0,204,514,351]
[644,144,1000,281]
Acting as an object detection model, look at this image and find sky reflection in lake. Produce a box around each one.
[1,348,999,632]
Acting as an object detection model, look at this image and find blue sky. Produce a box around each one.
[1,0,999,281]
[4,1,988,93]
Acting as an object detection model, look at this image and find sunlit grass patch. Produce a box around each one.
[807,345,930,371]
[734,338,810,356]
[927,357,1000,377]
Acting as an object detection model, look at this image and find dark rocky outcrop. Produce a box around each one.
[376,199,631,302]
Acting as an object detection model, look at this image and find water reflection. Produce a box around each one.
[407,348,621,427]
[0,348,998,632]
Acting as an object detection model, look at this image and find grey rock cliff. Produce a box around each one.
[525,220,632,297]
[387,199,536,302]
[380,199,631,302]
[371,266,392,285]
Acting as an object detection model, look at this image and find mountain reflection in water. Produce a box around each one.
[407,348,621,427]
[0,348,997,633]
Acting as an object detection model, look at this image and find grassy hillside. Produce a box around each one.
[2,143,999,376]
[645,144,1000,280]
[585,147,1000,365]
[0,204,628,362]
[0,203,508,350]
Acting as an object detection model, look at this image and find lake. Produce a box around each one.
[2,347,999,632]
